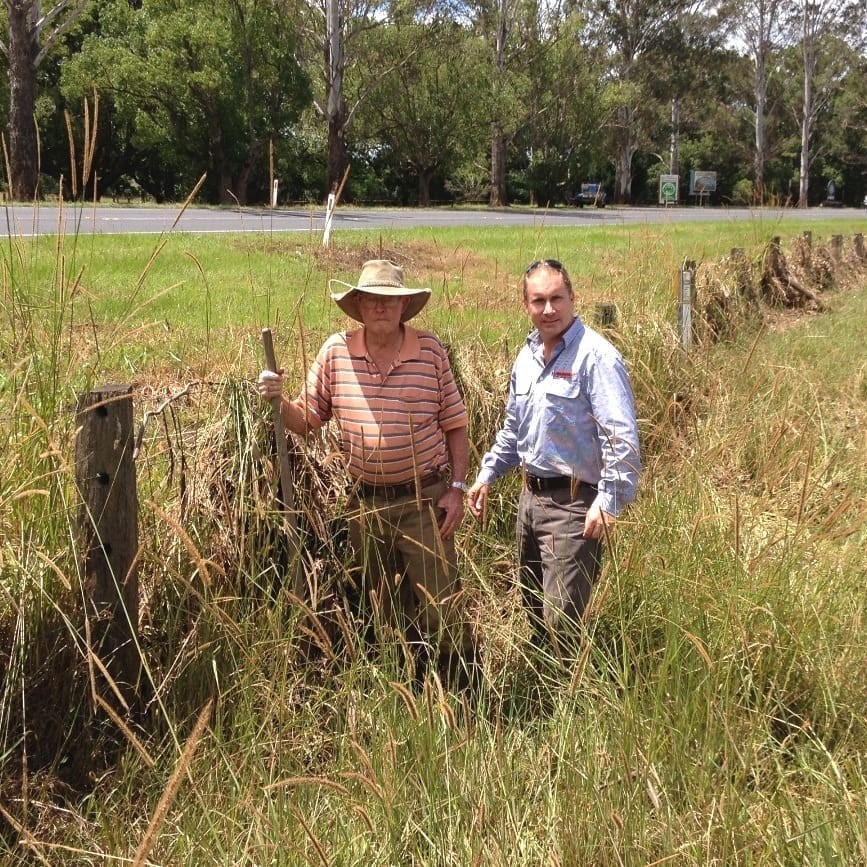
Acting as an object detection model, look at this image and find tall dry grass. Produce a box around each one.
[2,223,867,862]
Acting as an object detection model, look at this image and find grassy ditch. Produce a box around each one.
[1,214,867,863]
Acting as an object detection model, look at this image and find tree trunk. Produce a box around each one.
[235,161,254,206]
[204,105,237,205]
[489,0,509,208]
[324,0,348,195]
[327,118,347,196]
[7,2,40,201]
[669,98,680,177]
[489,129,507,207]
[753,48,767,203]
[798,11,814,209]
[614,106,636,204]
[417,169,433,207]
[233,137,264,205]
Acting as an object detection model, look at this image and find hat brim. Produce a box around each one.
[329,281,431,323]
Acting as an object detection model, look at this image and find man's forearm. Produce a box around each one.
[281,396,322,436]
[444,426,469,482]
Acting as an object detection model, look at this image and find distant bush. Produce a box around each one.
[731,178,755,205]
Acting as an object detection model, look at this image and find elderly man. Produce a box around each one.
[468,259,641,652]
[258,260,472,681]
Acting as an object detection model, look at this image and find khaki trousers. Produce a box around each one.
[347,479,470,655]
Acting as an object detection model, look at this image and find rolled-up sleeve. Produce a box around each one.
[476,367,522,485]
[587,353,641,516]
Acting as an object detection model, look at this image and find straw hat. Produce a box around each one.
[329,260,431,323]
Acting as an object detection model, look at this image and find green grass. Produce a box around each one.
[5,214,866,383]
[1,215,867,863]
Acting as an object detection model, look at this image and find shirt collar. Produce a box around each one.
[347,325,421,361]
[526,316,584,358]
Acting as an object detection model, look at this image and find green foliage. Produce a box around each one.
[1,0,867,206]
[356,21,489,205]
[61,0,311,204]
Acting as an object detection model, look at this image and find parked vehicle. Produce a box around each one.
[572,182,607,208]
[863,194,867,211]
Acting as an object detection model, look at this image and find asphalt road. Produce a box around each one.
[2,202,865,236]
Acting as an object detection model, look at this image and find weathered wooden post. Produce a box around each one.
[730,248,752,301]
[855,233,866,261]
[594,302,619,329]
[766,236,782,274]
[75,384,140,709]
[830,235,843,265]
[802,230,812,249]
[677,260,697,351]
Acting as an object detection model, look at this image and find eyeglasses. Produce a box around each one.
[525,259,565,275]
[357,292,403,307]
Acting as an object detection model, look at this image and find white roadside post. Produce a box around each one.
[678,260,696,351]
[322,192,336,247]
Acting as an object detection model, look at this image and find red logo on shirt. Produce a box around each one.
[553,371,574,380]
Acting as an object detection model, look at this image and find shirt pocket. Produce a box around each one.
[513,373,532,416]
[544,374,582,425]
[545,375,581,400]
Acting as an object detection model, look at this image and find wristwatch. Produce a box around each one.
[451,480,469,493]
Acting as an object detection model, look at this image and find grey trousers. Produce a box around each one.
[517,482,602,645]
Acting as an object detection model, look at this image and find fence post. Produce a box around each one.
[767,236,782,272]
[594,302,619,329]
[75,384,140,710]
[802,230,812,249]
[830,235,843,265]
[855,233,866,261]
[678,261,696,351]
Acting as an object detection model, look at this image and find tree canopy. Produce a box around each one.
[1,0,865,206]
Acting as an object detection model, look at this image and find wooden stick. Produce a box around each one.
[261,328,305,598]
[262,329,294,510]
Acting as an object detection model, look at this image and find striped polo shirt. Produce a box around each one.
[302,326,468,484]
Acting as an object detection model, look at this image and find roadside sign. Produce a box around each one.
[689,171,717,196]
[659,174,679,205]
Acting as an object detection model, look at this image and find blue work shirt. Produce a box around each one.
[476,316,641,516]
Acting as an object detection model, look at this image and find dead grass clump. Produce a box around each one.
[181,378,351,605]
[760,237,825,310]
[318,240,522,317]
[238,237,521,317]
[696,251,762,342]
[789,235,835,294]
[836,236,867,290]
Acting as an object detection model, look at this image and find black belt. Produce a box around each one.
[525,474,596,494]
[355,470,444,500]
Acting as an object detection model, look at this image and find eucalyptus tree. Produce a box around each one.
[1,0,90,200]
[64,0,310,204]
[292,0,415,195]
[482,0,522,206]
[730,0,785,201]
[647,1,730,179]
[512,11,603,205]
[460,0,571,206]
[808,42,867,202]
[785,0,863,206]
[575,0,700,203]
[356,17,488,205]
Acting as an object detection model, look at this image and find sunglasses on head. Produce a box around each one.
[525,259,565,275]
